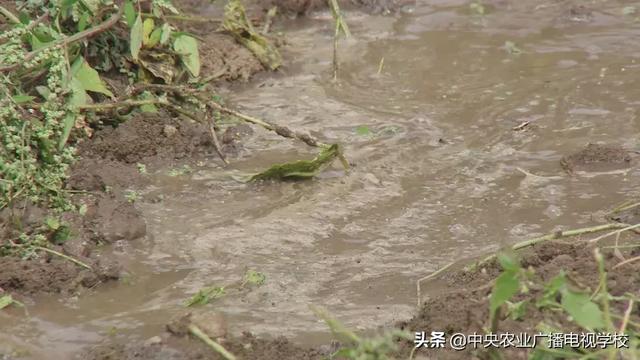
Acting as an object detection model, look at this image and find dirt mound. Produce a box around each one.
[561,143,634,174]
[82,113,211,164]
[0,257,118,296]
[0,112,214,296]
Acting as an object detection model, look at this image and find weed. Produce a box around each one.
[124,189,140,203]
[484,247,640,359]
[185,286,226,307]
[311,305,411,360]
[0,0,201,254]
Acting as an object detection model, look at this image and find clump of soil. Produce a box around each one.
[560,143,634,174]
[0,111,221,297]
[79,113,211,164]
[609,204,640,225]
[395,240,640,359]
[0,256,119,296]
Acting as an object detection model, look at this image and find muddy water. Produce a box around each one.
[4,1,640,358]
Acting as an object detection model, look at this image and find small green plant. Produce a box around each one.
[242,269,266,287]
[124,189,140,203]
[185,269,267,307]
[136,163,147,174]
[484,247,639,359]
[168,164,192,177]
[311,305,411,360]
[185,286,226,307]
[0,293,24,310]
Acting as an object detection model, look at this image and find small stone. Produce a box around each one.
[163,125,178,137]
[144,336,162,346]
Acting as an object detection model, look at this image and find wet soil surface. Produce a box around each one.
[3,0,640,359]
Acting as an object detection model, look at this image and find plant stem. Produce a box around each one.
[188,324,237,360]
[77,99,164,111]
[476,223,629,266]
[594,249,616,360]
[0,5,20,24]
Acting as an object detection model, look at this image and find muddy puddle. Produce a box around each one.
[3,1,640,358]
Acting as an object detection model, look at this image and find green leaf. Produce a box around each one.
[130,14,143,60]
[497,252,520,273]
[45,217,60,230]
[123,1,136,27]
[160,23,172,45]
[173,35,200,77]
[142,18,155,46]
[490,271,520,316]
[77,11,90,31]
[58,112,77,150]
[537,272,566,308]
[69,78,89,107]
[560,289,605,330]
[147,27,162,48]
[355,125,371,136]
[36,86,51,100]
[73,59,114,97]
[243,270,266,286]
[12,95,35,104]
[52,225,71,245]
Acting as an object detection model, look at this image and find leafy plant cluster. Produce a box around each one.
[0,0,201,251]
[488,251,639,359]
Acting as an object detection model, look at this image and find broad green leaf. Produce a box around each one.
[58,112,77,150]
[45,217,60,230]
[36,86,51,100]
[130,14,143,60]
[12,95,35,104]
[173,35,200,77]
[497,252,520,273]
[77,11,90,31]
[69,77,89,107]
[160,23,172,45]
[147,27,162,48]
[560,289,605,330]
[123,1,136,27]
[490,271,519,315]
[140,103,158,113]
[142,18,154,46]
[73,59,114,97]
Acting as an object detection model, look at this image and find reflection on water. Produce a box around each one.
[3,1,640,357]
